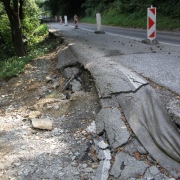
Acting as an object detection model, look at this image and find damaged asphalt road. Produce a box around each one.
[48,23,180,179]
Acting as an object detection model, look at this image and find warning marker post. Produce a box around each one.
[74,14,79,29]
[59,16,62,24]
[147,5,156,41]
[64,15,68,26]
[94,13,105,34]
[142,5,159,44]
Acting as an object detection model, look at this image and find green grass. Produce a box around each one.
[0,24,59,79]
[80,13,180,31]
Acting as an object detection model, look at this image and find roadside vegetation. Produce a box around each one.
[0,0,58,79]
[80,14,180,31]
[0,23,58,78]
[80,0,180,31]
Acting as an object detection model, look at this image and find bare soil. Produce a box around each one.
[0,42,101,179]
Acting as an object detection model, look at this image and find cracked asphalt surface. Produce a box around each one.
[49,22,180,179]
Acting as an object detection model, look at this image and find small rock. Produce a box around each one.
[59,172,65,177]
[71,162,77,167]
[47,105,53,109]
[29,111,41,120]
[46,76,53,83]
[62,67,79,79]
[84,167,93,173]
[52,81,60,89]
[72,156,76,161]
[75,152,80,156]
[98,149,111,160]
[13,162,21,166]
[70,79,81,92]
[92,163,99,169]
[32,118,53,130]
[54,105,60,110]
[86,121,96,133]
[74,172,80,175]
[97,140,108,149]
[81,164,88,168]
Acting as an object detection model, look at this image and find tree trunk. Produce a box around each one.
[1,0,26,56]
[19,0,24,20]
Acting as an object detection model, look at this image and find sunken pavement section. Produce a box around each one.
[53,28,180,180]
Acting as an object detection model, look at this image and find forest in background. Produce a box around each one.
[45,0,180,19]
[44,0,180,30]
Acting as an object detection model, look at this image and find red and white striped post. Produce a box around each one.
[59,16,62,24]
[147,5,156,40]
[74,14,79,29]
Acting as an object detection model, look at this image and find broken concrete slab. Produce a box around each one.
[111,52,180,95]
[84,61,148,98]
[98,149,111,160]
[123,137,147,156]
[110,152,149,179]
[116,85,180,174]
[95,107,130,149]
[143,166,169,180]
[94,160,111,180]
[56,46,78,71]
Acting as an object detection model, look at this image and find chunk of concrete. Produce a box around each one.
[98,149,111,160]
[110,152,149,179]
[86,121,96,133]
[97,140,108,150]
[56,46,78,71]
[94,160,111,180]
[62,67,79,79]
[95,107,130,149]
[87,62,147,97]
[32,118,53,130]
[143,166,169,180]
[70,79,81,92]
[123,137,147,156]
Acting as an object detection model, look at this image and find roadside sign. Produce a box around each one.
[147,5,156,40]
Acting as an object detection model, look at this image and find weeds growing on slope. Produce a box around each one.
[0,24,59,79]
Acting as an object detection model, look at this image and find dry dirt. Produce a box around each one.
[0,43,101,179]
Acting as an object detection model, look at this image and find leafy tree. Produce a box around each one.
[0,0,42,57]
[0,0,26,56]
